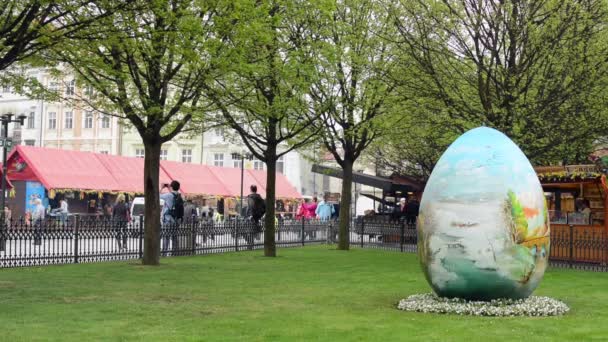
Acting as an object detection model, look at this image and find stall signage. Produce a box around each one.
[0,138,12,148]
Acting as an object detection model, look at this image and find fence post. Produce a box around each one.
[138,215,143,259]
[235,219,239,252]
[360,218,364,248]
[301,218,305,246]
[191,217,197,256]
[400,221,405,252]
[73,215,80,264]
[569,224,574,268]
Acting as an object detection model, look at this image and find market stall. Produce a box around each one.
[4,146,302,219]
[536,165,608,264]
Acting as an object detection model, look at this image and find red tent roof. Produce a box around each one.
[248,169,301,198]
[97,154,172,193]
[207,166,267,198]
[5,146,301,198]
[7,146,119,192]
[160,161,231,197]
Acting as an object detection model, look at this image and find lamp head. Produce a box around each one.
[17,114,27,126]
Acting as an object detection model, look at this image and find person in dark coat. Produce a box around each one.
[112,194,129,250]
[392,198,407,222]
[405,197,420,226]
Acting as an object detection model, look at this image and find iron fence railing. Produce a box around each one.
[1,216,607,271]
[0,216,330,268]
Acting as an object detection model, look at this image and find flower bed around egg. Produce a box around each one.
[397,293,569,317]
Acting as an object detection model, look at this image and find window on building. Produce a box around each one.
[253,159,264,170]
[214,128,224,137]
[24,139,36,146]
[160,149,168,160]
[101,115,110,129]
[100,150,109,154]
[277,156,285,174]
[64,111,73,129]
[2,85,11,93]
[49,81,59,94]
[27,111,35,129]
[84,84,93,96]
[135,148,144,158]
[182,149,192,163]
[65,80,75,95]
[84,111,93,129]
[233,159,242,168]
[213,153,224,167]
[48,112,56,130]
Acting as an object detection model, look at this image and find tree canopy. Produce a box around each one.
[308,0,402,249]
[54,0,227,265]
[387,0,608,176]
[203,0,324,256]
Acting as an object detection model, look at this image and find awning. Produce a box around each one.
[5,145,302,199]
[360,192,395,206]
[207,166,264,198]
[248,169,302,199]
[97,154,172,193]
[160,161,231,197]
[312,164,416,193]
[7,145,119,192]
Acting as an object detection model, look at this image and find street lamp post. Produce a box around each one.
[0,113,27,251]
[231,152,253,217]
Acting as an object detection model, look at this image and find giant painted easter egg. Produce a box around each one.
[418,127,550,300]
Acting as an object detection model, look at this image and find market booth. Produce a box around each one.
[536,165,608,264]
[5,146,122,217]
[4,146,302,218]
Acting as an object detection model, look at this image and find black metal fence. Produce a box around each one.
[1,216,607,271]
[349,218,608,272]
[0,216,330,268]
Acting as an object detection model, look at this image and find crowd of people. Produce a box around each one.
[294,195,336,221]
[391,196,420,224]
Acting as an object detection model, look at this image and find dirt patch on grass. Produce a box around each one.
[0,281,16,289]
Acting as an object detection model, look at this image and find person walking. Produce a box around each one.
[112,194,129,251]
[161,180,184,255]
[245,185,265,250]
[32,198,45,245]
[316,195,335,221]
[303,197,318,239]
[59,198,69,226]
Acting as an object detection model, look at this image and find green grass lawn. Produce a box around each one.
[1,246,607,341]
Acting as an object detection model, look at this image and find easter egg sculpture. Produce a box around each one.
[418,127,550,300]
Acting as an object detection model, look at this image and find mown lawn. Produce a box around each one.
[1,245,606,341]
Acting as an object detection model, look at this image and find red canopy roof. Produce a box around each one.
[5,145,301,198]
[7,146,119,192]
[160,161,231,197]
[248,169,301,198]
[207,166,267,198]
[97,153,172,193]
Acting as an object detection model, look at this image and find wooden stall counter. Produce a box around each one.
[550,224,607,264]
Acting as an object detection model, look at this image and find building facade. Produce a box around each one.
[0,68,120,158]
[120,125,326,196]
[1,68,336,197]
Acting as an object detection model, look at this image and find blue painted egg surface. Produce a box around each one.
[417,127,549,300]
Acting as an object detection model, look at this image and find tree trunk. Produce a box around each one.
[142,140,162,265]
[338,157,353,250]
[264,146,277,257]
